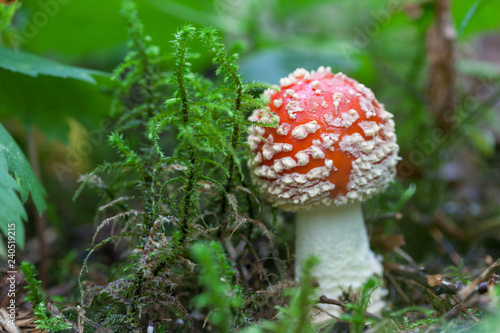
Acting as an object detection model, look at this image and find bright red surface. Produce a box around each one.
[256,72,385,198]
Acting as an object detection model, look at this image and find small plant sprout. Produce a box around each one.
[248,66,400,321]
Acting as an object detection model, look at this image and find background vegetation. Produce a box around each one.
[1,0,500,332]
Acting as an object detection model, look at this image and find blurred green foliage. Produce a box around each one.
[2,0,499,145]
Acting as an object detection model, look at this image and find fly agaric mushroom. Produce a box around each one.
[248,66,399,320]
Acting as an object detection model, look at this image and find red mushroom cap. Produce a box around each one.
[248,66,399,211]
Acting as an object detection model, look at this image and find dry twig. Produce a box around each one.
[458,258,500,301]
[385,263,464,295]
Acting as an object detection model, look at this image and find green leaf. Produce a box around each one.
[0,2,18,32]
[0,123,46,216]
[453,0,500,38]
[18,0,125,56]
[0,142,27,250]
[0,47,107,83]
[146,0,218,28]
[18,0,211,71]
[0,237,5,257]
[456,0,483,37]
[0,68,112,142]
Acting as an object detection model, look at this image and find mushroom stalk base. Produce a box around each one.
[295,203,385,322]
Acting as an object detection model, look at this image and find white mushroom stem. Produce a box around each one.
[295,203,385,321]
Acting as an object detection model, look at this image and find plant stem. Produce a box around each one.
[181,150,195,242]
[219,84,242,240]
[175,29,196,242]
[27,128,48,287]
[126,16,159,232]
